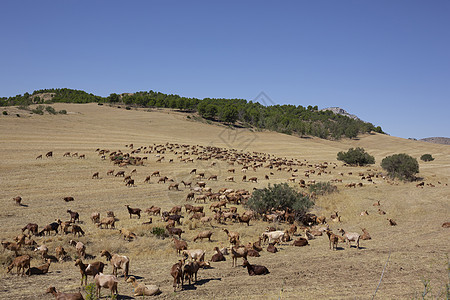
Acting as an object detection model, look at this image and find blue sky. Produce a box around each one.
[1,1,449,139]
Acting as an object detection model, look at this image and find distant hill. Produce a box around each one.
[1,88,384,140]
[320,107,360,121]
[420,137,450,145]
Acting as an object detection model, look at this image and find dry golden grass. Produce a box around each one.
[0,103,449,299]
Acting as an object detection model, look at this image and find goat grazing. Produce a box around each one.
[171,260,183,291]
[100,250,130,280]
[75,259,105,285]
[6,254,31,276]
[193,230,213,242]
[338,228,360,249]
[94,273,118,298]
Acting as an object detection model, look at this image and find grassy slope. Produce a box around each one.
[0,103,449,299]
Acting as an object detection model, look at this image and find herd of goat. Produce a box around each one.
[4,142,446,299]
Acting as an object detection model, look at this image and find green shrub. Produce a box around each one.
[246,183,313,218]
[31,105,44,115]
[151,226,167,239]
[2,111,7,115]
[58,110,67,114]
[420,154,434,162]
[45,106,57,114]
[85,283,97,300]
[125,106,131,110]
[381,153,419,181]
[337,147,375,166]
[308,182,338,196]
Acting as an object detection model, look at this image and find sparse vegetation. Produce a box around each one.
[246,183,314,219]
[151,226,166,239]
[2,111,7,115]
[85,283,97,300]
[420,154,434,162]
[381,153,419,181]
[58,109,67,114]
[337,147,375,166]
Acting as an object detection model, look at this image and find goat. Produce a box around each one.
[74,259,105,285]
[13,196,22,205]
[242,259,269,275]
[388,218,397,226]
[211,247,226,262]
[193,230,213,242]
[97,217,115,229]
[361,228,372,240]
[182,249,206,262]
[26,259,51,275]
[94,273,118,298]
[120,228,137,241]
[71,224,85,237]
[171,260,183,291]
[2,240,23,256]
[67,210,80,223]
[326,230,339,250]
[39,220,61,236]
[22,223,39,235]
[100,250,130,280]
[6,254,31,276]
[293,237,309,247]
[238,214,251,226]
[126,276,161,296]
[182,260,200,285]
[145,206,161,216]
[338,228,360,249]
[223,228,239,243]
[167,226,184,239]
[267,242,278,253]
[231,246,248,267]
[173,238,188,255]
[55,246,67,262]
[261,230,285,244]
[46,286,84,300]
[91,212,100,223]
[126,205,141,219]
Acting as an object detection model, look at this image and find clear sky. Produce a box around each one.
[1,1,449,139]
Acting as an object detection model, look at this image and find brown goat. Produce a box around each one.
[242,259,269,275]
[193,230,213,242]
[26,259,51,275]
[75,259,105,286]
[171,260,183,291]
[46,286,84,300]
[6,254,31,276]
[173,238,188,255]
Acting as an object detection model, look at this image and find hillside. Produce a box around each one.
[1,88,384,140]
[0,103,449,299]
[420,137,450,145]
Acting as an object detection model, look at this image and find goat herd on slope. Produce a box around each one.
[4,142,448,299]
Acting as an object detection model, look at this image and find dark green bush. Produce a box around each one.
[420,154,434,162]
[337,147,375,166]
[45,106,57,114]
[31,105,44,115]
[381,153,419,181]
[2,111,7,115]
[308,182,338,196]
[246,183,313,218]
[151,226,167,239]
[125,106,131,110]
[58,110,67,114]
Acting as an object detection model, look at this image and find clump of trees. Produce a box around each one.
[420,154,434,162]
[337,147,375,166]
[381,153,419,181]
[2,88,385,140]
[246,183,314,219]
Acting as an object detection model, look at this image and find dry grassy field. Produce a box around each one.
[0,103,449,299]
